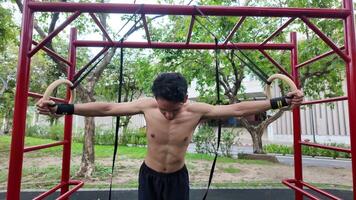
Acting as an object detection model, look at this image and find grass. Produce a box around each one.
[222,166,241,174]
[0,135,274,165]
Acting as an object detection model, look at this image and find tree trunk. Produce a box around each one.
[240,109,288,154]
[251,130,264,153]
[2,112,11,134]
[77,117,96,178]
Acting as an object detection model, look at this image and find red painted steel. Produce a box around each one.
[32,41,72,66]
[258,49,292,79]
[24,141,67,153]
[300,16,350,62]
[260,17,296,46]
[291,32,303,200]
[59,28,77,198]
[223,16,246,45]
[296,46,345,69]
[28,91,68,103]
[141,14,151,44]
[282,179,320,200]
[343,0,356,198]
[29,11,81,57]
[27,2,350,18]
[33,182,65,200]
[57,181,85,200]
[89,13,113,42]
[74,41,294,49]
[302,96,348,105]
[300,181,343,200]
[300,141,351,153]
[186,15,195,44]
[6,0,34,198]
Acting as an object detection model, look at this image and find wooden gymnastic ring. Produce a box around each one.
[265,74,297,99]
[42,79,75,104]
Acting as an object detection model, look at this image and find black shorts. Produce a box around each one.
[138,162,189,200]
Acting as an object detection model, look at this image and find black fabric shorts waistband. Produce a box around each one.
[141,162,187,177]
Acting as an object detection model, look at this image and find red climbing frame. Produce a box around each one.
[6,1,356,200]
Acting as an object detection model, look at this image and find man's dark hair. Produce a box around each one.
[152,72,188,102]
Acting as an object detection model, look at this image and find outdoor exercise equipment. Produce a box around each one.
[6,1,356,200]
[42,79,75,104]
[265,74,298,99]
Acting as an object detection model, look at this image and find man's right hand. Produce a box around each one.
[35,98,58,116]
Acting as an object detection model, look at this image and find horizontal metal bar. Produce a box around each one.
[300,141,351,153]
[28,92,68,103]
[33,182,65,200]
[28,2,351,18]
[300,181,342,200]
[296,46,345,69]
[74,40,294,49]
[24,141,67,153]
[282,179,319,200]
[32,41,72,66]
[57,180,84,200]
[302,96,348,105]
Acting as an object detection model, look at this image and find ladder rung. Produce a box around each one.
[32,180,84,200]
[24,141,67,153]
[301,96,347,105]
[300,141,351,153]
[33,182,64,200]
[282,179,319,200]
[56,180,84,200]
[283,179,342,200]
[300,181,342,200]
[28,91,67,103]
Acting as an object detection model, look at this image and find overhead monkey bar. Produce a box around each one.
[27,2,351,18]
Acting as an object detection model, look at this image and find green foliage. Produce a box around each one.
[264,143,351,159]
[0,5,18,51]
[193,125,239,157]
[193,125,217,154]
[220,129,241,158]
[119,128,147,146]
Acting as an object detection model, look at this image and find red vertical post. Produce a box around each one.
[6,0,34,199]
[343,0,356,199]
[60,28,76,197]
[291,32,303,200]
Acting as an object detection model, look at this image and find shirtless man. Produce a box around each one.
[36,72,304,200]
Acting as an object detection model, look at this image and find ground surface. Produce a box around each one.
[0,153,352,190]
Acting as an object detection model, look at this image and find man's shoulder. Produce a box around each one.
[134,97,157,108]
[186,101,213,113]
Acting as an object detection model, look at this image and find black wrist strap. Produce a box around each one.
[55,104,74,115]
[270,96,289,109]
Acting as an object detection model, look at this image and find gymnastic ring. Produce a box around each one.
[42,79,75,104]
[265,74,297,99]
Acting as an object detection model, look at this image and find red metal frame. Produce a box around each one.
[6,1,356,200]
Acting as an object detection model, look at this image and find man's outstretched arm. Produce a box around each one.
[36,98,151,117]
[199,90,304,119]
